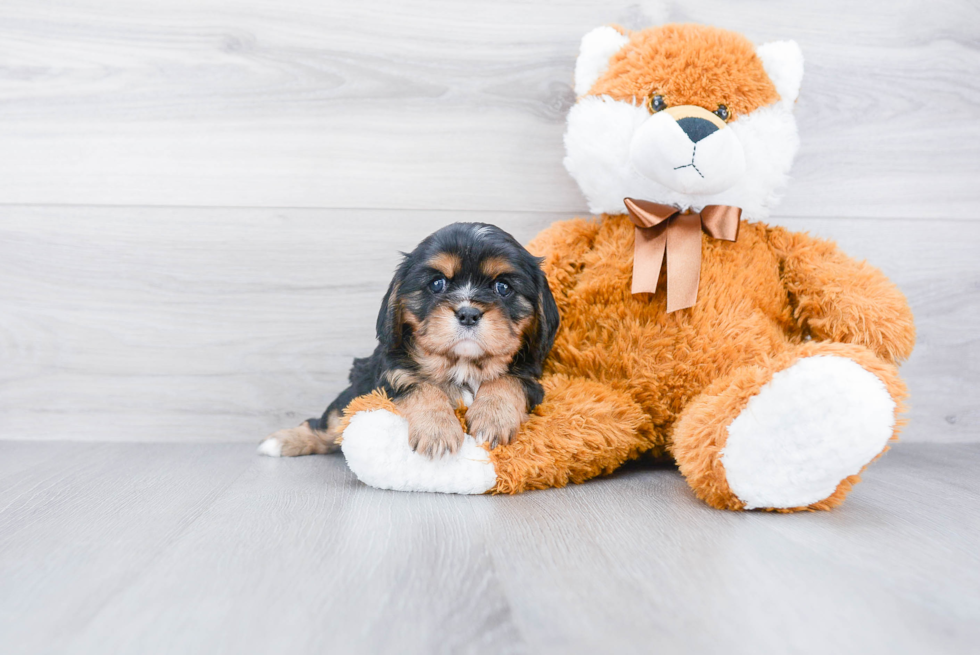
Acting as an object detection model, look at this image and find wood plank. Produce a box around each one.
[481,444,980,653]
[0,442,254,654]
[61,445,525,655]
[0,441,106,482]
[0,442,976,654]
[0,0,977,217]
[1,206,976,443]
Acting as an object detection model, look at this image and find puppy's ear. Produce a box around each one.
[375,277,403,350]
[530,266,560,366]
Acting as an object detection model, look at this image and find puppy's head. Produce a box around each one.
[378,223,558,377]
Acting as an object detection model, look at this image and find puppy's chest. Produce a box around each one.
[444,360,483,407]
[418,353,509,407]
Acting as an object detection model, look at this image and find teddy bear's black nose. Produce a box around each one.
[677,117,720,143]
[455,306,482,326]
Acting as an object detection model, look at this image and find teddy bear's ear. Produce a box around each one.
[573,26,630,97]
[756,40,804,108]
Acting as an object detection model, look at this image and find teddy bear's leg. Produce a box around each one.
[670,342,908,511]
[488,375,656,493]
[338,377,655,494]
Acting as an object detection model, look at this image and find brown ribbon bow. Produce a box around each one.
[624,198,742,313]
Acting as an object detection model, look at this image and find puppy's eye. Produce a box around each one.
[714,104,729,121]
[428,277,446,293]
[648,94,667,113]
[493,280,512,297]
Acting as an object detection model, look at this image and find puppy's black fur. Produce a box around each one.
[307,222,559,440]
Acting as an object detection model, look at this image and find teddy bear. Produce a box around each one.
[336,22,916,511]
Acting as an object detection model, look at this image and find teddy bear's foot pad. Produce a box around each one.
[341,409,497,494]
[721,355,895,509]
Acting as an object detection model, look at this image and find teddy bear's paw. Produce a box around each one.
[340,409,497,494]
[721,355,896,510]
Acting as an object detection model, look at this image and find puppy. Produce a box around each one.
[260,222,559,459]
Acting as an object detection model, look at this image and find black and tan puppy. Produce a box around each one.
[259,222,559,459]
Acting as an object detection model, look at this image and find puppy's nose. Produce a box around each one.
[676,116,719,143]
[455,306,482,326]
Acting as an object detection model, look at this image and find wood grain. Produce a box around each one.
[0,441,977,654]
[0,1,976,445]
[0,442,255,654]
[1,206,976,443]
[0,0,977,217]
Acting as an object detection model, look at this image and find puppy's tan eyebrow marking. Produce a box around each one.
[480,256,515,278]
[426,252,461,278]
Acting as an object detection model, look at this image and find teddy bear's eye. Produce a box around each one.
[648,94,667,113]
[713,104,730,121]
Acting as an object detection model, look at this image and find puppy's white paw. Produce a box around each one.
[256,437,283,457]
[721,356,895,509]
[341,409,497,494]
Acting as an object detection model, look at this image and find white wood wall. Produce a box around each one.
[1,0,977,443]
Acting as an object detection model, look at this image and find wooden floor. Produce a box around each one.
[1,441,977,654]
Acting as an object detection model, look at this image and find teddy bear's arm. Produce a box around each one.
[526,218,601,307]
[768,227,916,364]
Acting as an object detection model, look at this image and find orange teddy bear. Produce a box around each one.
[337,23,916,511]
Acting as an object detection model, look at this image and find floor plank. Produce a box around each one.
[0,442,976,654]
[0,443,254,654]
[68,453,525,655]
[0,0,977,217]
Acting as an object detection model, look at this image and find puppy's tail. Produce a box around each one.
[259,352,381,457]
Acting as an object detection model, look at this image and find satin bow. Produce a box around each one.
[624,198,742,313]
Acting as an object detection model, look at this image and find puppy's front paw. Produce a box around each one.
[408,410,465,459]
[466,376,528,449]
[467,404,523,449]
[396,383,465,459]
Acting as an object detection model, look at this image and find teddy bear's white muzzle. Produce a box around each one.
[629,108,746,195]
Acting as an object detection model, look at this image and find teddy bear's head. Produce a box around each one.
[564,24,804,219]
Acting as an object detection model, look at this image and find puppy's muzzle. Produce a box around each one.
[455,306,482,326]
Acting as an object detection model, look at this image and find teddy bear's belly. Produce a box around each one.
[544,220,797,428]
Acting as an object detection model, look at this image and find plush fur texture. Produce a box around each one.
[341,410,497,494]
[485,216,914,506]
[589,24,780,119]
[338,23,916,512]
[564,26,801,217]
[574,25,631,97]
[756,40,805,109]
[338,393,497,494]
[721,355,896,509]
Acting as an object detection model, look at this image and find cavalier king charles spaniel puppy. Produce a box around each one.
[260,222,559,459]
